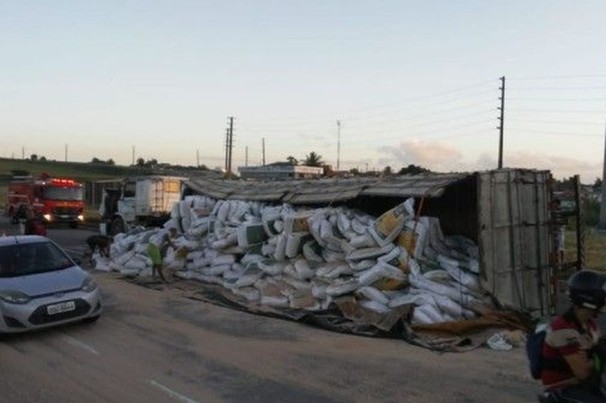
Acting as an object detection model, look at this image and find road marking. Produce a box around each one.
[62,335,100,355]
[148,379,199,403]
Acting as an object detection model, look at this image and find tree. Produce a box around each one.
[136,157,145,167]
[593,177,602,191]
[398,164,431,175]
[286,156,299,166]
[30,154,38,162]
[107,158,115,166]
[303,151,323,167]
[40,156,47,161]
[349,168,360,175]
[383,166,393,176]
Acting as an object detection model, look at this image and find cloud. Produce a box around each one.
[494,150,603,184]
[339,140,603,184]
[376,139,464,171]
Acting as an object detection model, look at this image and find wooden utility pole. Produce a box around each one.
[599,116,606,229]
[337,120,341,171]
[224,128,230,173]
[227,117,234,175]
[262,138,266,165]
[498,76,506,169]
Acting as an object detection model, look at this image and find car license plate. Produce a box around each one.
[47,301,76,315]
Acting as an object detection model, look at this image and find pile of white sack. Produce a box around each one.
[94,195,490,325]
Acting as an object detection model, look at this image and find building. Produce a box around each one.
[238,163,323,180]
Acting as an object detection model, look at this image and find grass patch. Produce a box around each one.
[566,228,606,272]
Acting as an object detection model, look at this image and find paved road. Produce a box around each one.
[0,217,540,402]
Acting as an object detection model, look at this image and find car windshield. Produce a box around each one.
[0,241,74,277]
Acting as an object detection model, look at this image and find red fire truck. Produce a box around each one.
[6,173,85,227]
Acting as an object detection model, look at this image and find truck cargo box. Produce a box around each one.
[182,168,551,315]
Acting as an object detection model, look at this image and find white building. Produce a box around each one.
[238,163,323,180]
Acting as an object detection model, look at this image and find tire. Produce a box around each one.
[69,222,78,229]
[110,217,125,235]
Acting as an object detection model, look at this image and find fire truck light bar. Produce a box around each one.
[50,178,76,186]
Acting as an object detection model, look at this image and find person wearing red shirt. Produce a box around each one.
[540,270,606,402]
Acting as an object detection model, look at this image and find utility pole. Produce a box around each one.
[497,76,506,169]
[598,113,606,229]
[337,120,341,171]
[21,147,24,160]
[196,149,200,167]
[228,117,234,175]
[65,144,68,162]
[262,138,266,165]
[224,128,230,173]
[224,117,234,175]
[132,146,135,165]
[245,146,248,166]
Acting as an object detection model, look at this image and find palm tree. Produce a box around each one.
[303,151,323,167]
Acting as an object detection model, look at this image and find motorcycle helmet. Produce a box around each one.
[567,269,606,311]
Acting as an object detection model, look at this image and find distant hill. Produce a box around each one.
[0,157,219,184]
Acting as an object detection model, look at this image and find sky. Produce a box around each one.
[1,1,605,183]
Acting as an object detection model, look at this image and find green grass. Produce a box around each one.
[566,228,606,272]
[0,157,151,183]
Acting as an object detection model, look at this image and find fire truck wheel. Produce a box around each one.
[110,217,125,235]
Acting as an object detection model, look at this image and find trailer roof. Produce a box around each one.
[183,172,472,204]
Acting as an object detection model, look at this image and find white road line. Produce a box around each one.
[148,379,199,403]
[62,335,100,355]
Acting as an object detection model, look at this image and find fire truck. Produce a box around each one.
[6,173,85,227]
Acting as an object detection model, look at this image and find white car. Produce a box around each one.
[0,235,102,333]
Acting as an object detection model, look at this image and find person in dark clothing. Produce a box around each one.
[550,198,567,267]
[540,270,606,402]
[25,212,47,236]
[16,204,31,235]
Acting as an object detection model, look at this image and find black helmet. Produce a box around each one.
[567,270,606,310]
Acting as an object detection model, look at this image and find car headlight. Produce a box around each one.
[81,277,98,293]
[0,290,31,304]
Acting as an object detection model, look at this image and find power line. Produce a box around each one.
[239,81,498,128]
[506,118,604,126]
[506,128,602,137]
[507,74,606,80]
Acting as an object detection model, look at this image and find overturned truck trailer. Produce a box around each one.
[182,168,552,317]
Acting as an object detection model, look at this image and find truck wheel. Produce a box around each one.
[110,217,125,235]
